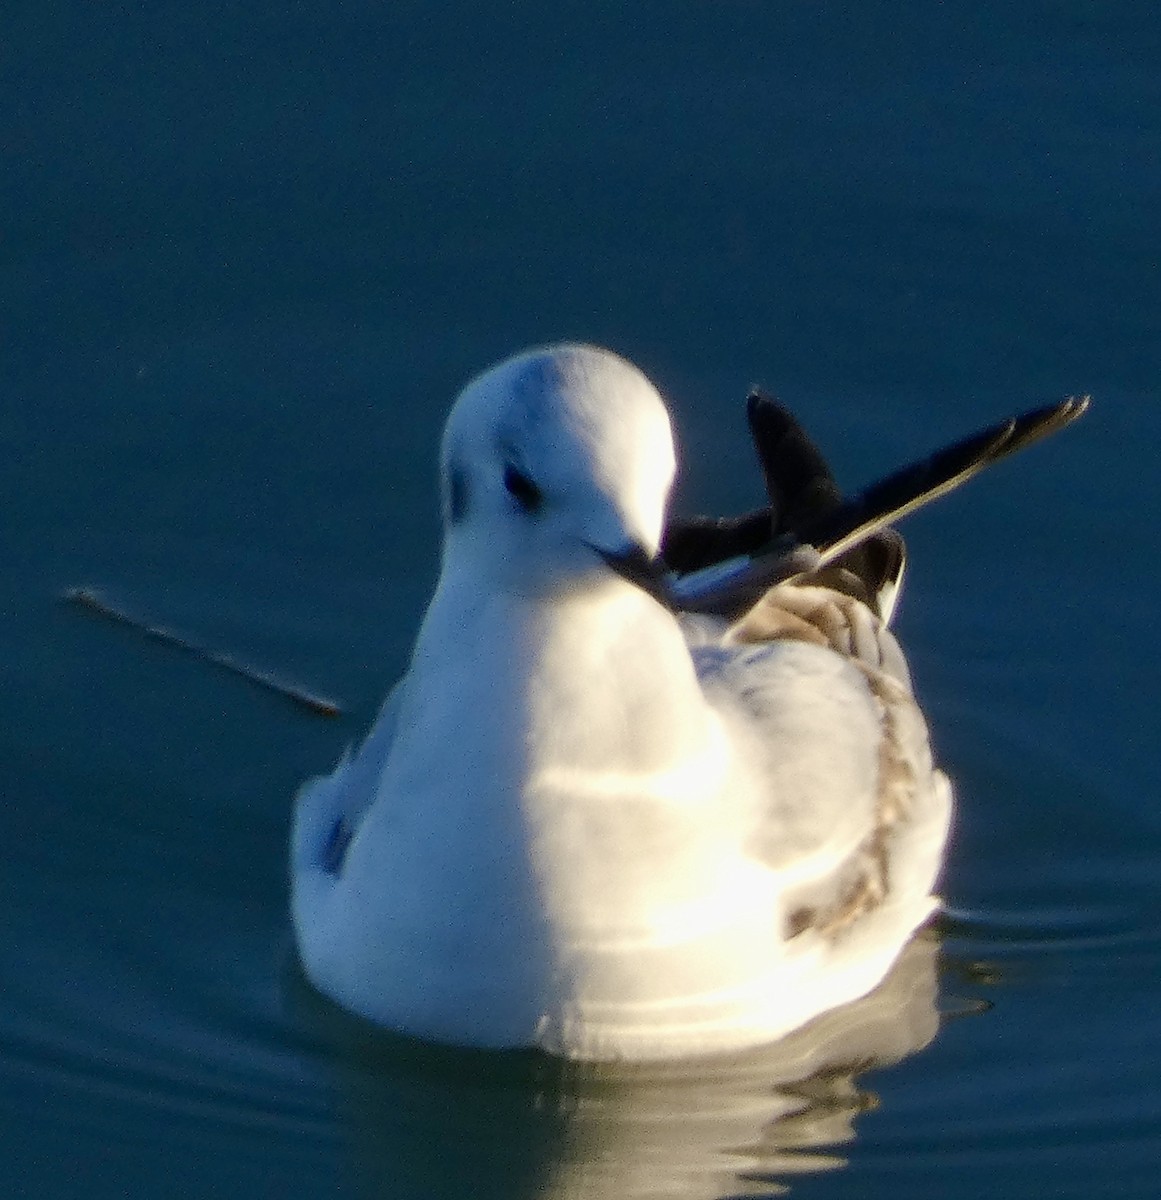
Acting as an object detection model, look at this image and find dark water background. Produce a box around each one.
[3,3,1159,1196]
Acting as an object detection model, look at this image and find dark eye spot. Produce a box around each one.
[503,463,543,513]
[447,464,469,524]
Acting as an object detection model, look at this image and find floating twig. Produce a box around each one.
[63,586,343,718]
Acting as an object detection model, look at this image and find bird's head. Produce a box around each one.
[438,345,676,601]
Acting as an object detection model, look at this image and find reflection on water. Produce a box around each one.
[294,932,940,1200]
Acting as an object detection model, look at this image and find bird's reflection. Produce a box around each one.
[294,930,940,1199]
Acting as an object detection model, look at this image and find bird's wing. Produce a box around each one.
[694,582,949,944]
[670,396,1089,620]
[292,681,405,876]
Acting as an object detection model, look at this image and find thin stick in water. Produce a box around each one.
[63,586,343,718]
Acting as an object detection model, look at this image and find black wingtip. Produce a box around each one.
[664,390,1090,621]
[804,393,1091,565]
[744,388,842,529]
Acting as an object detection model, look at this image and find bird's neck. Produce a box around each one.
[407,563,714,785]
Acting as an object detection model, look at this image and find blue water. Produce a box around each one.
[4,3,1159,1196]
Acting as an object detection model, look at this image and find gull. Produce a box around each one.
[291,345,1085,1061]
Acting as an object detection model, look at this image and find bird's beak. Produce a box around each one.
[589,541,674,609]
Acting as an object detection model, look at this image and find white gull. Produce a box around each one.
[290,344,955,1060]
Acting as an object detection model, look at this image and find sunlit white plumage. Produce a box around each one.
[291,345,952,1060]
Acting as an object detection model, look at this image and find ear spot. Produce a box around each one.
[503,463,543,514]
[447,463,469,524]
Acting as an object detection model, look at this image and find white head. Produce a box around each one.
[438,345,677,598]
